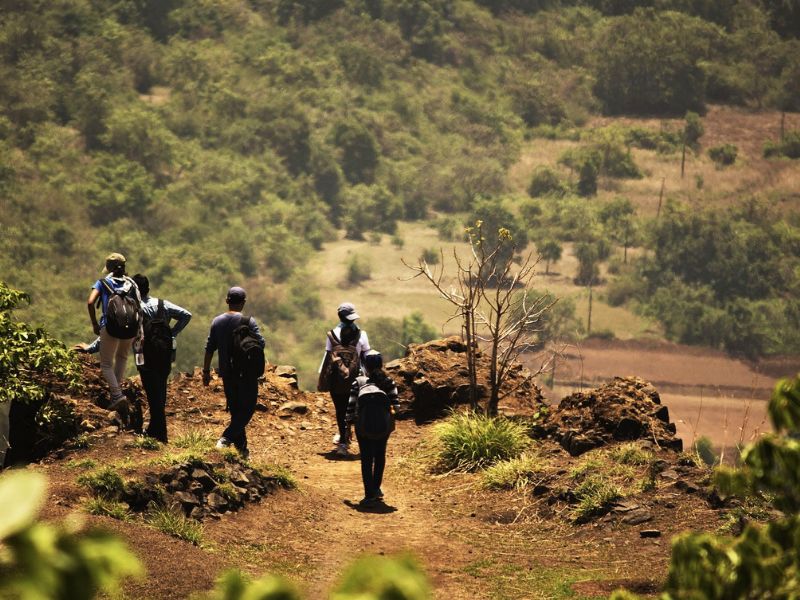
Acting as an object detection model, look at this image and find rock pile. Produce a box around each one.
[153,458,283,520]
[546,377,682,456]
[385,336,544,422]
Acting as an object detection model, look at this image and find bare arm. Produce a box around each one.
[87,289,101,335]
[202,351,213,386]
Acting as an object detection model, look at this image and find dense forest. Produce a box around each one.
[1,0,799,381]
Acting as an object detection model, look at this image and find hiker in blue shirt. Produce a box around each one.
[131,274,191,443]
[86,253,142,410]
[202,287,265,460]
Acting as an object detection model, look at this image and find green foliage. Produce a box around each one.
[528,167,567,198]
[173,429,216,452]
[259,464,297,490]
[420,247,440,265]
[683,111,704,148]
[332,553,430,600]
[608,442,654,466]
[525,289,582,345]
[130,435,162,450]
[692,436,718,467]
[537,239,563,274]
[84,498,131,521]
[0,281,82,405]
[84,154,156,225]
[0,470,142,599]
[368,312,438,361]
[146,506,204,545]
[78,468,125,500]
[617,373,800,599]
[708,143,738,166]
[332,120,380,185]
[207,569,300,600]
[434,412,530,472]
[346,253,372,285]
[764,130,800,159]
[481,452,550,491]
[571,473,622,523]
[593,9,718,115]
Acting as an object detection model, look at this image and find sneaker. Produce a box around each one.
[358,496,378,507]
[215,437,232,449]
[238,447,250,461]
[108,395,129,412]
[333,433,341,445]
[375,488,384,500]
[335,443,349,456]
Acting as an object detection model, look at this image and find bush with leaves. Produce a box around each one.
[0,471,142,599]
[611,373,800,599]
[764,130,800,159]
[708,143,738,166]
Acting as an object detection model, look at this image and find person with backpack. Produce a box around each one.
[131,274,191,443]
[318,302,370,456]
[202,286,265,460]
[86,253,142,410]
[346,350,399,506]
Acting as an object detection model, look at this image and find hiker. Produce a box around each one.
[202,286,265,460]
[86,253,142,410]
[131,274,192,443]
[318,302,370,456]
[346,350,399,506]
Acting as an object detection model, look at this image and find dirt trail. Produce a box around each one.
[210,421,480,599]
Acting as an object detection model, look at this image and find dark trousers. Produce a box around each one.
[331,390,350,443]
[356,433,389,498]
[139,367,170,443]
[222,376,258,451]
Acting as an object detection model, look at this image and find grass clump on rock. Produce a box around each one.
[572,475,623,523]
[608,442,654,466]
[434,412,529,472]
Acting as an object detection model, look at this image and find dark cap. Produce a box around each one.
[226,286,247,303]
[337,302,359,321]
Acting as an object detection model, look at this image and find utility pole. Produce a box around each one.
[587,283,593,335]
[656,177,665,219]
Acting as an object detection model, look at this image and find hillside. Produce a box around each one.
[1,0,800,386]
[20,344,741,599]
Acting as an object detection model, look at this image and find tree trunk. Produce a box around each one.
[545,259,550,275]
[587,284,593,335]
[680,141,686,178]
[656,178,665,219]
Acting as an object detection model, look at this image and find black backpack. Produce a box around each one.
[142,299,172,371]
[355,376,395,439]
[102,277,141,340]
[229,314,265,379]
[325,329,361,396]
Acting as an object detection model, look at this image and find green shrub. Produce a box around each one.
[78,468,125,499]
[130,435,161,450]
[586,328,615,341]
[764,130,800,159]
[391,235,405,249]
[528,167,566,198]
[146,507,204,545]
[208,569,301,600]
[481,452,549,491]
[346,254,372,284]
[333,553,430,599]
[420,247,440,265]
[693,436,718,466]
[708,143,738,166]
[434,412,529,472]
[259,464,297,490]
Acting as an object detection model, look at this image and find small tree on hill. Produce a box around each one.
[538,239,563,275]
[404,221,553,416]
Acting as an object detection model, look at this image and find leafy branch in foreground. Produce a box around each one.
[0,280,83,405]
[611,374,800,599]
[0,470,142,599]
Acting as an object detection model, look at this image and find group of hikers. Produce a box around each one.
[81,253,398,506]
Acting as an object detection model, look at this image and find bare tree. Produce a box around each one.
[404,221,554,415]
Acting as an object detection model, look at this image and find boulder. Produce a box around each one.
[547,377,683,456]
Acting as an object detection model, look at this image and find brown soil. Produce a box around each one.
[28,351,742,599]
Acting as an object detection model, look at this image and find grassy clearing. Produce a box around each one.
[482,451,551,491]
[434,412,530,472]
[77,467,125,499]
[84,497,131,521]
[146,506,204,546]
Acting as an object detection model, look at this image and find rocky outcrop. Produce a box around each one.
[385,337,545,423]
[546,377,682,456]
